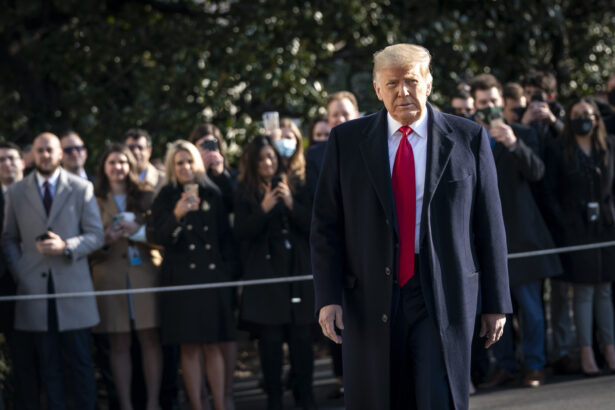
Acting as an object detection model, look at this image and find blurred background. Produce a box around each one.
[1,0,614,162]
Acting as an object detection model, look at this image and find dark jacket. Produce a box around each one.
[234,180,314,326]
[544,136,615,283]
[305,142,327,200]
[311,106,511,410]
[493,123,562,287]
[0,191,16,333]
[148,183,238,343]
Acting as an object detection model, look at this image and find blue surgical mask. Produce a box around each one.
[570,118,594,136]
[274,138,297,158]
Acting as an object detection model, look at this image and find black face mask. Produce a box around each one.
[570,118,594,136]
[608,89,615,106]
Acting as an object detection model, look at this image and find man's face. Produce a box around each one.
[451,97,474,117]
[60,133,87,174]
[125,136,152,172]
[373,65,432,125]
[503,96,527,123]
[33,134,63,176]
[0,148,24,186]
[327,98,359,128]
[474,87,503,110]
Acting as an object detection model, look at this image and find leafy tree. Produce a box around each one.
[0,0,613,166]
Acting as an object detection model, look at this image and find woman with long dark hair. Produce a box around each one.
[544,97,615,375]
[90,144,162,410]
[234,135,316,410]
[149,140,236,410]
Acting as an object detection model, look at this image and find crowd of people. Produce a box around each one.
[0,67,614,410]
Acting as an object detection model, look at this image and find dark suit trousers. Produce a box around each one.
[33,275,95,410]
[390,259,452,410]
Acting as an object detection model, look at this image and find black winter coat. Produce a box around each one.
[149,183,237,344]
[544,136,615,284]
[234,181,314,326]
[493,123,562,287]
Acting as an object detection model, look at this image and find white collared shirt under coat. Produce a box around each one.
[386,110,428,253]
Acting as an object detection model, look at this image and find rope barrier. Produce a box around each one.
[1,240,614,302]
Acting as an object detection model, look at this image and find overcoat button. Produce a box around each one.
[382,314,388,323]
[208,263,216,270]
[189,263,196,269]
[41,272,47,278]
[265,254,271,260]
[385,219,390,225]
[189,244,196,251]
[205,244,212,250]
[203,226,209,232]
[186,224,193,230]
[385,267,391,276]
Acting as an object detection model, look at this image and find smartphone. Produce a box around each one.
[263,111,280,132]
[112,213,125,229]
[183,183,199,202]
[36,232,52,241]
[200,139,219,152]
[271,175,282,189]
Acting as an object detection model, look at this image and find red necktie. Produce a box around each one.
[392,126,415,286]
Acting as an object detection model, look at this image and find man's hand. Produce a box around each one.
[35,231,66,256]
[480,313,506,348]
[490,122,517,149]
[319,304,344,344]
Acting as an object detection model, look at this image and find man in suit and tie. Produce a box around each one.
[2,132,104,409]
[311,44,512,410]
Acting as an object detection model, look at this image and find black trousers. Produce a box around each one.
[257,323,314,410]
[33,275,95,410]
[390,259,452,410]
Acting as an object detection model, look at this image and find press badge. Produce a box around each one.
[128,245,142,266]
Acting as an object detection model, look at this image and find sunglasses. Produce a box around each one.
[127,144,147,151]
[63,145,85,154]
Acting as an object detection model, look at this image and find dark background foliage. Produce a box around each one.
[1,0,614,165]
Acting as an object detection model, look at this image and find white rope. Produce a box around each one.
[1,240,615,302]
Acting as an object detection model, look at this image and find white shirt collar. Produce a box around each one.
[386,108,429,140]
[36,167,61,188]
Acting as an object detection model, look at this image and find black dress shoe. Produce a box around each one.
[582,369,603,377]
[523,369,545,387]
[478,368,516,389]
[552,355,580,375]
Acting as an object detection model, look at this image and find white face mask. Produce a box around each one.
[274,138,297,158]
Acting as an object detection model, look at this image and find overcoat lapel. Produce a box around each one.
[23,173,47,223]
[359,109,398,235]
[420,106,455,245]
[48,170,73,226]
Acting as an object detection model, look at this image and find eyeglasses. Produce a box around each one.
[63,145,85,154]
[127,144,147,151]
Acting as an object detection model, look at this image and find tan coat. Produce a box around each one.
[89,191,161,333]
[142,162,165,193]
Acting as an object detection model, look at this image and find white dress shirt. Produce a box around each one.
[35,167,61,200]
[387,110,429,253]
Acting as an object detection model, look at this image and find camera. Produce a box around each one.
[271,175,282,189]
[587,202,600,223]
[200,139,218,152]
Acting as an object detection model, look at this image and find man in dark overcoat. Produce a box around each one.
[470,75,562,388]
[311,44,512,410]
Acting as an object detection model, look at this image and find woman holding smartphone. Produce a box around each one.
[149,140,236,410]
[544,97,615,376]
[234,135,316,410]
[90,144,162,410]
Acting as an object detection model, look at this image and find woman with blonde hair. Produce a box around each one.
[149,140,237,410]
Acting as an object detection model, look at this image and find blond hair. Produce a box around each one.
[163,139,218,191]
[373,44,432,83]
[279,118,306,185]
